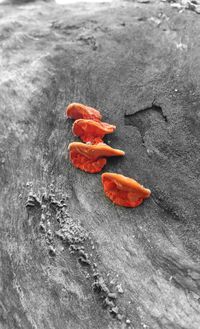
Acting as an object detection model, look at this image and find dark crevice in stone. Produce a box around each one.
[151,194,182,222]
[124,104,168,143]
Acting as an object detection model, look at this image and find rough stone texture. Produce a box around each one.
[0,0,200,328]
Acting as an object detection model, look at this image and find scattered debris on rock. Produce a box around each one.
[167,0,200,14]
[25,193,41,208]
[116,283,124,294]
[25,189,126,322]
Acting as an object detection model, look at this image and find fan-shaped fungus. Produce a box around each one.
[66,103,102,121]
[102,173,151,207]
[68,142,125,173]
[72,119,116,144]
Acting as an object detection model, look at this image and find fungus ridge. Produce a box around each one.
[70,151,107,173]
[102,173,151,208]
[68,143,125,173]
[72,119,116,144]
[66,103,102,121]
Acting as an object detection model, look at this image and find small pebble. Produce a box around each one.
[78,250,87,258]
[104,297,115,308]
[117,314,123,321]
[108,292,117,299]
[126,319,131,325]
[171,2,182,8]
[78,257,91,266]
[93,272,99,279]
[111,306,119,314]
[39,223,45,232]
[49,246,56,256]
[116,284,124,294]
[195,5,200,13]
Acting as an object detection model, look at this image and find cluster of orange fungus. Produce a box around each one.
[68,142,125,173]
[72,119,116,144]
[66,103,102,121]
[102,173,151,208]
[66,102,151,208]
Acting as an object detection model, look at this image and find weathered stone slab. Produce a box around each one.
[0,1,200,328]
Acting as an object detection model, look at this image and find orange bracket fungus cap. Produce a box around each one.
[102,173,151,207]
[72,119,116,144]
[68,142,125,173]
[66,103,102,121]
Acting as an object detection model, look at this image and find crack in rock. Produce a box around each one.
[124,104,167,143]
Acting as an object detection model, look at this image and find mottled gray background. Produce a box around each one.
[0,0,200,328]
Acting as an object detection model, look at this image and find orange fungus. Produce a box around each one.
[101,173,151,207]
[66,103,102,121]
[72,119,116,144]
[68,142,125,173]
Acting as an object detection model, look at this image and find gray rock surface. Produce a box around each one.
[0,0,200,328]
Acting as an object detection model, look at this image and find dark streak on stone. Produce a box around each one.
[151,194,182,221]
[51,22,82,32]
[77,35,98,51]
